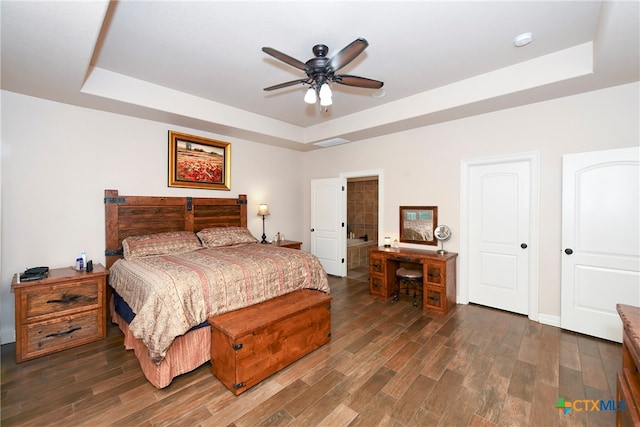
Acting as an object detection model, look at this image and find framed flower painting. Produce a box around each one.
[168,131,231,190]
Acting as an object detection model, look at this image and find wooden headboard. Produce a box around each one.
[104,189,247,269]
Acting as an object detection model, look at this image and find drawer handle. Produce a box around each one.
[46,327,81,338]
[47,294,82,304]
[372,263,381,268]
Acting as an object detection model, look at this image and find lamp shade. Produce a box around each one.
[304,87,317,104]
[319,83,332,100]
[320,96,333,107]
[257,204,270,216]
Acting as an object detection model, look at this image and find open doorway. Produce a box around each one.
[345,175,380,280]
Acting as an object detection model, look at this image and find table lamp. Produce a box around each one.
[257,204,270,243]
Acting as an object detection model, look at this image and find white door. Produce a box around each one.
[561,146,640,342]
[467,158,534,315]
[310,178,346,277]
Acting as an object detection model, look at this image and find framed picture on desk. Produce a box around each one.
[399,206,438,245]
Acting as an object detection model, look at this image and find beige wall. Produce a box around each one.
[302,82,639,320]
[0,91,306,343]
[1,82,638,343]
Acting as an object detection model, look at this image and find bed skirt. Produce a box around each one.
[110,297,211,389]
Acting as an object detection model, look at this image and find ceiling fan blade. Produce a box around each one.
[327,38,369,73]
[262,47,309,72]
[333,75,384,89]
[263,78,309,91]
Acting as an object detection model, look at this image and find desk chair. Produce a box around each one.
[394,267,423,307]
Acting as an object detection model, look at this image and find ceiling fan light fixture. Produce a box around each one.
[320,95,333,107]
[263,38,384,111]
[319,83,332,100]
[304,87,317,104]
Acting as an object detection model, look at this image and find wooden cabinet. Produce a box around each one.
[616,304,640,426]
[369,252,394,298]
[423,257,457,314]
[369,247,457,314]
[272,240,302,250]
[12,264,108,363]
[208,289,331,395]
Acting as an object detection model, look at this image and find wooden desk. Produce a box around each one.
[616,304,640,426]
[369,247,457,314]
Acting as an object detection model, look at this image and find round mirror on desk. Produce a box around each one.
[434,225,451,254]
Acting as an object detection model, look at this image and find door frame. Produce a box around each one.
[459,152,540,321]
[340,169,385,246]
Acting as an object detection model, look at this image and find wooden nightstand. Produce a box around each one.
[12,264,108,363]
[272,240,302,250]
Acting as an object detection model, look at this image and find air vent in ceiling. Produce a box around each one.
[313,138,350,148]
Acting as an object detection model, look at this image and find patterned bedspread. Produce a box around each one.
[108,243,330,362]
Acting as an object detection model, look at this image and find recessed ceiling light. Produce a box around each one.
[514,32,533,47]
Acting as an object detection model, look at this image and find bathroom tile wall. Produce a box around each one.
[347,178,378,242]
[347,242,377,269]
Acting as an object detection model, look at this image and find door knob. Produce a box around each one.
[310,228,315,232]
[521,243,528,249]
[565,248,573,255]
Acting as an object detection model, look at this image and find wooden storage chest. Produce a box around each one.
[208,289,332,395]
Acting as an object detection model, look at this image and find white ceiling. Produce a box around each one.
[2,1,638,151]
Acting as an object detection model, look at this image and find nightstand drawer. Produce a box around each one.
[21,310,101,360]
[23,280,100,321]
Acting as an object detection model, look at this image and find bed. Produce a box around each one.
[104,189,330,388]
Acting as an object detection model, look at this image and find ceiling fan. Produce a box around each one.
[262,38,384,107]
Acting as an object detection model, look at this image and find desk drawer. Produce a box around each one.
[425,287,444,312]
[369,255,385,275]
[425,264,444,286]
[389,255,419,263]
[369,275,385,297]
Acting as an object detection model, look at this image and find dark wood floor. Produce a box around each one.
[1,267,623,426]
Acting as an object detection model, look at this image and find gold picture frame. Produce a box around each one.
[399,206,438,245]
[168,131,231,190]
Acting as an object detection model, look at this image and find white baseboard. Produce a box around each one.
[538,313,561,328]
